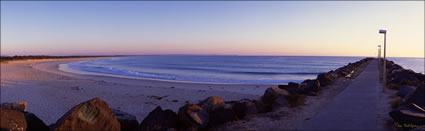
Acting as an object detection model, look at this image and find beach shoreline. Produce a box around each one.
[1,57,267,124]
[57,58,283,85]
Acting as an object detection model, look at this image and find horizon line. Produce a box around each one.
[1,54,424,59]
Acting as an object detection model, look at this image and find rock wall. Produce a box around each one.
[383,59,425,130]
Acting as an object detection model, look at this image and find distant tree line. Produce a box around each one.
[0,55,111,63]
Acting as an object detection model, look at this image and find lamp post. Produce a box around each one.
[378,45,381,66]
[379,29,387,90]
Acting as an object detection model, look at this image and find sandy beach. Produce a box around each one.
[0,57,270,125]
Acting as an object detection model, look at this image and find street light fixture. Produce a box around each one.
[379,29,387,90]
[378,45,381,58]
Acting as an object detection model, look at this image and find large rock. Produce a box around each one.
[327,70,339,79]
[261,87,290,105]
[252,100,270,113]
[271,96,289,110]
[389,104,425,127]
[112,109,138,131]
[138,106,179,131]
[278,82,301,95]
[387,69,421,88]
[417,74,425,83]
[198,96,225,112]
[396,85,416,98]
[208,108,238,127]
[288,82,299,87]
[317,73,334,87]
[52,97,120,131]
[231,99,258,119]
[404,87,425,108]
[0,101,27,112]
[335,68,351,77]
[277,83,307,107]
[300,79,321,93]
[0,109,27,131]
[387,62,404,74]
[24,112,49,131]
[261,87,291,111]
[177,104,209,129]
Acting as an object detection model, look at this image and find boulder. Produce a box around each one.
[52,97,121,131]
[278,85,289,90]
[24,112,49,131]
[300,79,321,93]
[177,104,209,129]
[326,71,339,79]
[317,73,334,86]
[252,100,270,113]
[197,96,225,112]
[387,63,403,74]
[231,99,258,119]
[396,85,416,98]
[285,94,306,107]
[208,108,238,127]
[112,109,138,131]
[389,104,425,127]
[138,106,179,131]
[271,96,289,110]
[288,82,299,88]
[387,69,421,87]
[0,109,27,131]
[417,74,425,83]
[404,87,425,108]
[0,101,27,112]
[278,82,301,95]
[335,68,351,77]
[261,87,290,105]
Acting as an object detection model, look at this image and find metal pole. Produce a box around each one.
[383,33,386,90]
[378,46,381,68]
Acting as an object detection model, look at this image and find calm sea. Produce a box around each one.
[60,56,424,84]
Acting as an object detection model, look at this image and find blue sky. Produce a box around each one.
[1,1,424,57]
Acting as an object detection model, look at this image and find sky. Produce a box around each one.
[1,1,424,57]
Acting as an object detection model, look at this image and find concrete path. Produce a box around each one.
[299,60,379,130]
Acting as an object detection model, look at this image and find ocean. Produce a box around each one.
[60,56,424,84]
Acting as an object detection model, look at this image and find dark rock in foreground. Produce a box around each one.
[317,72,335,87]
[0,101,27,112]
[232,99,258,119]
[208,108,238,127]
[278,82,301,95]
[300,79,321,93]
[177,104,209,129]
[404,86,425,108]
[138,106,179,131]
[52,97,121,131]
[396,85,416,98]
[261,87,291,111]
[261,87,290,105]
[389,104,425,128]
[113,109,138,131]
[198,96,225,112]
[0,109,27,131]
[253,100,270,113]
[387,69,422,89]
[24,112,49,131]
